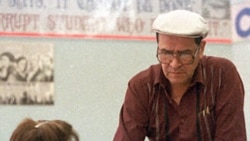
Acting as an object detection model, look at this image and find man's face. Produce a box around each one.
[158,34,205,86]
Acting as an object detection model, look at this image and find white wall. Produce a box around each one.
[0,37,249,141]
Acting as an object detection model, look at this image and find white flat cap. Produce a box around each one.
[152,10,209,38]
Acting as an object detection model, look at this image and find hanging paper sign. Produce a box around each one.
[0,0,233,42]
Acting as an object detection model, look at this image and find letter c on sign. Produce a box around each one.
[236,8,250,38]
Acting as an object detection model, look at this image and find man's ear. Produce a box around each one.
[199,40,206,58]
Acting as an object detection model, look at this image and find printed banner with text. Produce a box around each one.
[0,0,232,42]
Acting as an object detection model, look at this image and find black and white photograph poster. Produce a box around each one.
[0,42,54,105]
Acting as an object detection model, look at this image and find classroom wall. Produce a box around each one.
[0,37,249,141]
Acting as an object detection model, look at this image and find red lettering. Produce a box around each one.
[116,17,131,33]
[0,13,39,32]
[134,18,145,33]
[47,15,58,30]
[208,20,231,38]
[46,14,108,33]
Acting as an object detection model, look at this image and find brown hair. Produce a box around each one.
[10,118,79,141]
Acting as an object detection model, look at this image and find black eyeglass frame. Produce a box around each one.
[156,46,201,65]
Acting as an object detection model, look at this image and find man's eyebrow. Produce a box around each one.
[177,49,193,53]
[158,48,173,53]
[159,48,193,52]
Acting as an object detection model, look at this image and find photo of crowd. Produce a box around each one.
[0,42,54,105]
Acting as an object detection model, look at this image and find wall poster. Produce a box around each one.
[0,42,54,105]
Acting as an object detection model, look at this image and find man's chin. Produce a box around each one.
[168,78,189,86]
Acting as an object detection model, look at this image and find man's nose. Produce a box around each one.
[169,56,182,68]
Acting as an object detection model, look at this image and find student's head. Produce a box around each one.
[16,56,28,72]
[0,52,15,68]
[152,10,209,86]
[10,118,79,141]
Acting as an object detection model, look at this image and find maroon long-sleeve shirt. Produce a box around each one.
[114,56,246,141]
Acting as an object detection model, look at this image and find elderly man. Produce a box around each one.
[113,10,246,141]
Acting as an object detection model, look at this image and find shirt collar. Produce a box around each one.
[152,64,171,88]
[191,60,205,87]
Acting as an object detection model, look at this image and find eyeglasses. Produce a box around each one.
[156,46,200,65]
